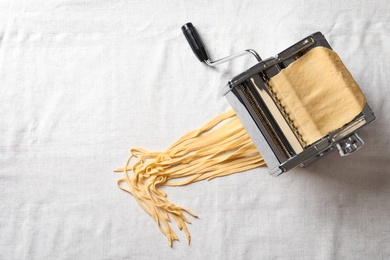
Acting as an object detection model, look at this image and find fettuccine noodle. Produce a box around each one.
[114,109,265,246]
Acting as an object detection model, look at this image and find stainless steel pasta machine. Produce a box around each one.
[181,23,375,176]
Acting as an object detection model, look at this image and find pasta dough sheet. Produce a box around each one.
[267,46,366,146]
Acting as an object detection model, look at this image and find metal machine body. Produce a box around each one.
[182,23,375,176]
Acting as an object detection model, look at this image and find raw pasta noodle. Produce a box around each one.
[114,109,265,246]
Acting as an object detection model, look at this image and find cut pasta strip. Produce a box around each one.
[114,109,265,246]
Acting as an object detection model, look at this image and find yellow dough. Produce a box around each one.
[267,46,366,146]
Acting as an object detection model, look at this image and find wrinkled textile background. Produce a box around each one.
[1,1,389,259]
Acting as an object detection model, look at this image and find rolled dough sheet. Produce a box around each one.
[267,47,366,146]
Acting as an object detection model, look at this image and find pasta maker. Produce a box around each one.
[181,23,375,176]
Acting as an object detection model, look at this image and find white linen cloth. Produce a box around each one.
[1,0,389,259]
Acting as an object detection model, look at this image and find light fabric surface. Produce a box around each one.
[0,0,389,259]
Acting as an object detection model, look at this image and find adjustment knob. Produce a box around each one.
[336,133,364,156]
